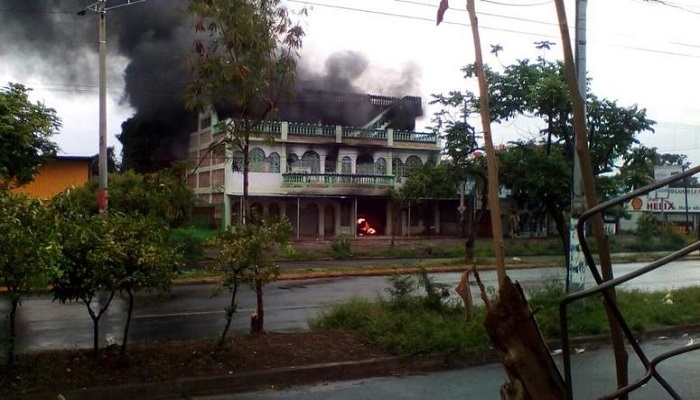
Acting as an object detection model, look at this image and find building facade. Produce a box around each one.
[188,93,446,237]
[11,156,93,200]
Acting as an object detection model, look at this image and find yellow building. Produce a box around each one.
[12,156,93,200]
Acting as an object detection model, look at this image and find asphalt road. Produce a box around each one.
[203,336,700,400]
[2,260,700,353]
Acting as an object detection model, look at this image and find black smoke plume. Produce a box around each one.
[1,1,422,173]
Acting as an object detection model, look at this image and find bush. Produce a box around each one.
[385,274,416,306]
[631,212,688,252]
[331,235,353,259]
[170,228,209,269]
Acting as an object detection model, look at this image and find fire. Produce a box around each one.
[356,217,376,235]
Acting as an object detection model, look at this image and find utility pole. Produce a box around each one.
[567,0,588,292]
[78,0,147,213]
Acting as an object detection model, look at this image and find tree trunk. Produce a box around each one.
[121,288,135,356]
[242,132,250,225]
[83,291,115,357]
[7,296,19,365]
[218,282,239,347]
[484,276,566,400]
[250,279,265,334]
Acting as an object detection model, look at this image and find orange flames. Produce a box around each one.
[357,218,376,235]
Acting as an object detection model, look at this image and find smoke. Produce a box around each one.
[1,1,422,172]
[286,50,423,129]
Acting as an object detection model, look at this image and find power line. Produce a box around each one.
[481,0,552,6]
[289,0,700,59]
[640,0,700,16]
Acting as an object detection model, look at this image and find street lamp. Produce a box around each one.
[78,0,146,213]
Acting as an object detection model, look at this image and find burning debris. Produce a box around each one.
[356,217,377,235]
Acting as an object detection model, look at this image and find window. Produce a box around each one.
[268,152,280,173]
[392,158,404,177]
[287,153,299,172]
[376,157,387,175]
[200,115,211,129]
[250,148,266,172]
[405,155,423,177]
[301,151,321,173]
[341,156,352,174]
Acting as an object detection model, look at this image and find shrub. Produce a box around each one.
[331,235,353,259]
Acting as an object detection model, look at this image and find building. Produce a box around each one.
[187,92,449,237]
[622,187,700,233]
[11,156,93,200]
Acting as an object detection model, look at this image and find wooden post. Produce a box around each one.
[553,0,629,397]
[484,277,566,400]
[466,0,506,288]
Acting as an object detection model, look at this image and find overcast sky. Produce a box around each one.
[2,0,700,164]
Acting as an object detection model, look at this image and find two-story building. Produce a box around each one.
[188,92,446,237]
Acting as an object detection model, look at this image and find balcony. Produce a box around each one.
[211,119,438,145]
[283,173,395,186]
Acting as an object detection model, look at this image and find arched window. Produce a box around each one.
[268,152,280,173]
[392,158,404,177]
[232,151,244,172]
[341,156,352,174]
[287,153,299,172]
[376,157,387,175]
[301,151,321,173]
[405,155,423,177]
[250,147,266,172]
[268,203,281,221]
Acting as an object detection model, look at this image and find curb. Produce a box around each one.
[11,352,496,400]
[12,325,700,400]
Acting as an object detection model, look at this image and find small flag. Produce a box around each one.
[437,0,449,26]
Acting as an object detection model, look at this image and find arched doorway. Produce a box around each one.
[324,204,336,237]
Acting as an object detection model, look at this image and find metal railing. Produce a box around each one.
[559,164,700,400]
[282,173,395,186]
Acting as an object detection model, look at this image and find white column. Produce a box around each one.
[387,128,394,146]
[223,194,231,229]
[281,121,288,140]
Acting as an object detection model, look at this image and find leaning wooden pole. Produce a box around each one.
[552,0,629,396]
[465,0,506,288]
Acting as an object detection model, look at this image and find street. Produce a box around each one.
[200,336,700,400]
[2,260,700,353]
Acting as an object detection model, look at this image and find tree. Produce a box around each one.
[212,217,292,344]
[0,188,60,364]
[58,167,196,228]
[454,50,654,256]
[187,0,305,224]
[0,83,60,187]
[428,91,487,255]
[98,214,180,355]
[51,196,119,356]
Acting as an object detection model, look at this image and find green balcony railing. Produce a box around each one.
[282,173,395,187]
[210,119,438,144]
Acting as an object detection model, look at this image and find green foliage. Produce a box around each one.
[632,213,687,252]
[0,188,61,363]
[310,298,489,356]
[170,228,213,269]
[330,235,353,260]
[0,83,60,187]
[385,274,416,306]
[55,167,196,227]
[314,283,700,357]
[416,268,443,311]
[212,217,293,343]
